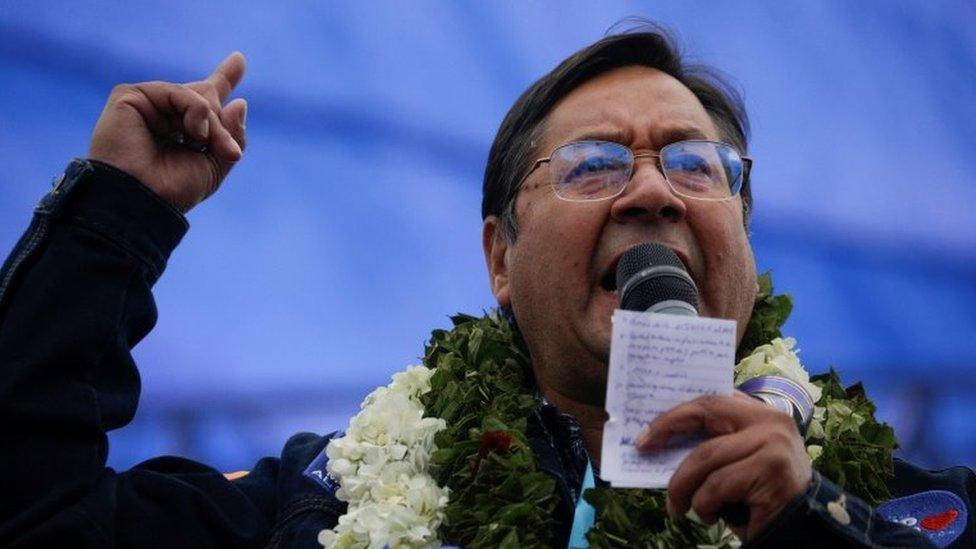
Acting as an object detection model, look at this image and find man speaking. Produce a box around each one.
[0,25,971,548]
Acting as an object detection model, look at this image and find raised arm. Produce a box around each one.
[0,55,273,547]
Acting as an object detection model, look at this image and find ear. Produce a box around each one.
[482,216,512,308]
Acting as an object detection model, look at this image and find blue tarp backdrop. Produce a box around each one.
[1,1,974,472]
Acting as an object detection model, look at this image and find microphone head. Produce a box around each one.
[616,243,699,313]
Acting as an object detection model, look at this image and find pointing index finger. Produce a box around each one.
[207,51,246,103]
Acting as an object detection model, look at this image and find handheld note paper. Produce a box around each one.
[600,310,736,488]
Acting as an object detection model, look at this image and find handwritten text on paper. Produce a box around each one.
[600,310,736,488]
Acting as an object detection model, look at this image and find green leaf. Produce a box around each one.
[736,271,793,360]
[808,369,897,505]
[421,311,552,548]
[416,279,892,547]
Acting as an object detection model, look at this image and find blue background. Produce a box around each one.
[1,1,974,472]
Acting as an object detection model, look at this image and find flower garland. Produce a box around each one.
[319,273,897,548]
[318,367,450,548]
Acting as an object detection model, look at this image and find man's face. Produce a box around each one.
[484,65,758,406]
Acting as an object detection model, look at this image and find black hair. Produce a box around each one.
[481,21,752,240]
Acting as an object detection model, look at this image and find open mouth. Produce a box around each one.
[599,269,617,293]
[600,257,620,293]
[597,245,695,298]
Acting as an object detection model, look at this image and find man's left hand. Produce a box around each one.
[635,391,812,541]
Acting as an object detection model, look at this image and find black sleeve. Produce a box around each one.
[0,159,275,547]
[746,471,936,548]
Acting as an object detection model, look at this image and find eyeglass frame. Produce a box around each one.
[516,139,753,203]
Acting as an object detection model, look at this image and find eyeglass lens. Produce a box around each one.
[549,140,743,201]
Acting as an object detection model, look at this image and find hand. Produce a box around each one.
[635,391,812,541]
[88,52,248,213]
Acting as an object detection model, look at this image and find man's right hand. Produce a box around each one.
[88,52,248,213]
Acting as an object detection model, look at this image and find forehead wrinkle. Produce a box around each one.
[538,66,722,156]
[542,107,633,151]
[545,103,718,154]
[546,120,715,154]
[634,97,719,146]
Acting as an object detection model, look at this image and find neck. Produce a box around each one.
[537,382,608,469]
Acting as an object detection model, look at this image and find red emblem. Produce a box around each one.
[920,509,959,532]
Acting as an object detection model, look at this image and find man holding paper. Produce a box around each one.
[482,39,884,545]
[1,22,971,549]
[478,25,973,547]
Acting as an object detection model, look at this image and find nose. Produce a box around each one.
[609,155,687,224]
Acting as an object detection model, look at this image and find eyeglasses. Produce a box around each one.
[519,140,752,202]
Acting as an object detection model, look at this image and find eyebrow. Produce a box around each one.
[568,127,631,144]
[657,126,711,144]
[561,125,712,149]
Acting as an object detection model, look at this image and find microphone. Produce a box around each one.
[615,243,814,433]
[616,242,698,315]
[615,242,749,526]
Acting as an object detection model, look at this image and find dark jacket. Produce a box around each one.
[0,159,971,548]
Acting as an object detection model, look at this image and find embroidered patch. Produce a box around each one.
[303,432,343,493]
[877,490,967,548]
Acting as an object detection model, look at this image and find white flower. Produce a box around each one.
[805,404,827,441]
[735,337,823,404]
[319,365,448,548]
[391,365,436,398]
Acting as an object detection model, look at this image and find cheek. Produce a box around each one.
[729,239,758,339]
[696,206,756,312]
[730,236,757,296]
[508,201,605,301]
[721,242,756,322]
[511,230,576,294]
